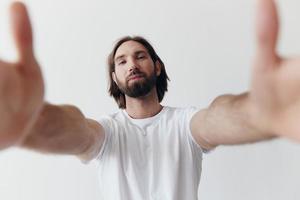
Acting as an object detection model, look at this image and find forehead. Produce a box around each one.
[114,41,148,58]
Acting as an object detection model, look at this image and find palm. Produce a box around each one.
[250,0,300,140]
[0,3,44,149]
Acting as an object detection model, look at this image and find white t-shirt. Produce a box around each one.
[95,106,204,200]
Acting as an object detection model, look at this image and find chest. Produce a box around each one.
[109,123,193,169]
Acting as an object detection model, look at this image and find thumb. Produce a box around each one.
[10,2,35,64]
[255,0,279,67]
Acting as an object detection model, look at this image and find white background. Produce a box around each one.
[0,0,300,199]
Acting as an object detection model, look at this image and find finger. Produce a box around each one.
[10,2,35,64]
[255,0,280,67]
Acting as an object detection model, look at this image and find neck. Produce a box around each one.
[125,88,163,119]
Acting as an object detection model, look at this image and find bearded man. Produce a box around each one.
[1,1,300,199]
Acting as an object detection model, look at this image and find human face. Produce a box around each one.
[112,41,161,98]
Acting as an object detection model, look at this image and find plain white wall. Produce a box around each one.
[0,0,300,199]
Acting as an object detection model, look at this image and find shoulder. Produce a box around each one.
[96,110,126,132]
[163,106,199,119]
[98,110,123,122]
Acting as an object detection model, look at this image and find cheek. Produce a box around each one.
[140,60,155,72]
[146,62,156,75]
[114,69,127,83]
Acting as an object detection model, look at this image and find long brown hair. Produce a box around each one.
[107,36,170,109]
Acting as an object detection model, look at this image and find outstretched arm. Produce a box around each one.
[0,2,105,162]
[191,0,300,149]
[190,93,275,150]
[21,103,105,162]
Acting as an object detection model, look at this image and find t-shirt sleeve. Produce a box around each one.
[95,117,113,161]
[185,107,211,153]
[80,116,113,165]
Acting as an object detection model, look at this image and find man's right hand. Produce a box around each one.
[0,2,44,149]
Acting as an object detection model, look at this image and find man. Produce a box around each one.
[0,0,300,199]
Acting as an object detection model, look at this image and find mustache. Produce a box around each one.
[127,69,145,81]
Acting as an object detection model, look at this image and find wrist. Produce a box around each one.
[245,92,277,138]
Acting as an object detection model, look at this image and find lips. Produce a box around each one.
[128,74,144,81]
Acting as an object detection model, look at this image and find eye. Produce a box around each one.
[118,60,126,65]
[137,55,145,60]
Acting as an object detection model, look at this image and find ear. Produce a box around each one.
[155,61,162,76]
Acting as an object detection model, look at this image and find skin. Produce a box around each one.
[0,2,103,161]
[191,0,300,149]
[0,0,299,161]
[0,2,44,150]
[250,0,300,141]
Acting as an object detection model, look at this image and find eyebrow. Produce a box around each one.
[114,50,147,62]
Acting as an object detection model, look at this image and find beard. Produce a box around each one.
[116,69,157,98]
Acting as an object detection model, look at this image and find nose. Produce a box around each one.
[128,57,139,72]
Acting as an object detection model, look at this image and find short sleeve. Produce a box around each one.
[81,117,112,164]
[95,116,113,161]
[185,107,211,154]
